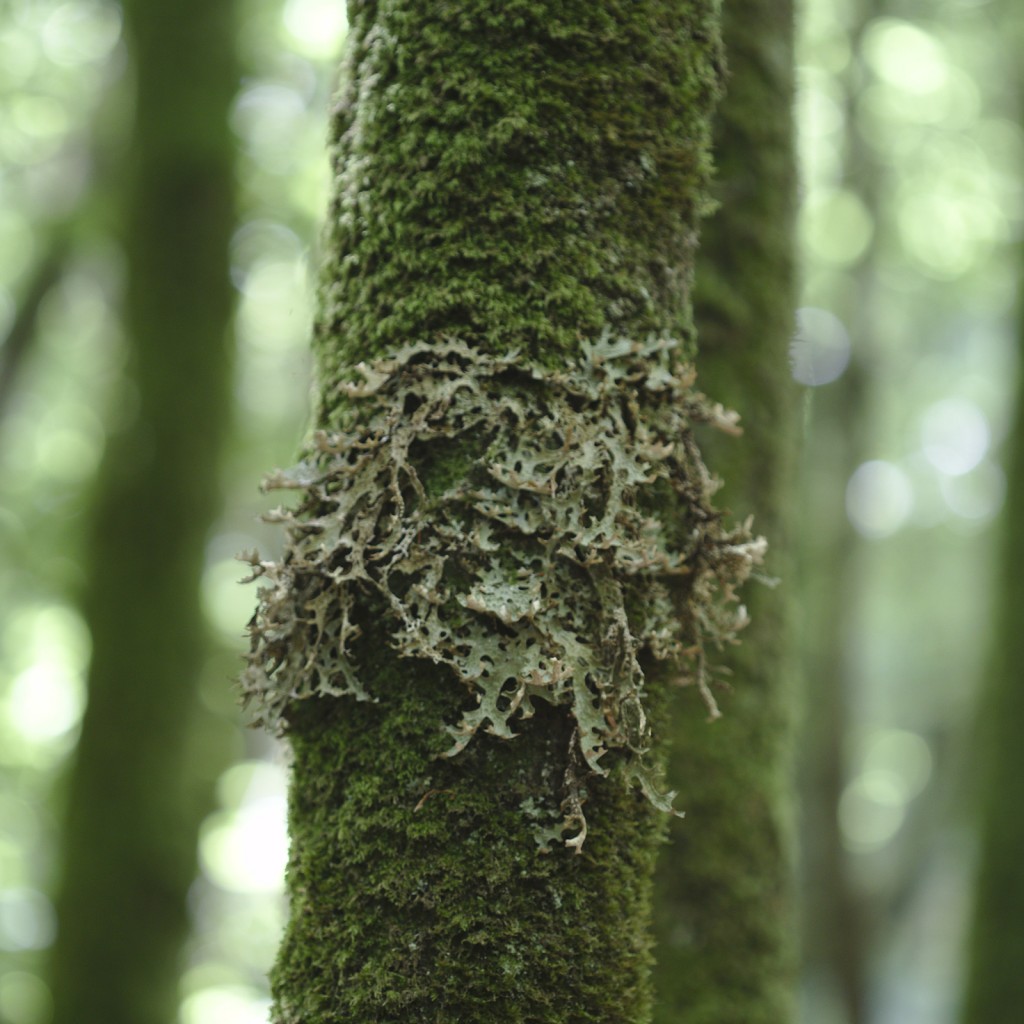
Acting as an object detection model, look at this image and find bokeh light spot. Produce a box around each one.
[199,762,289,895]
[199,802,288,894]
[839,770,908,852]
[202,559,260,641]
[10,95,68,141]
[846,461,913,538]
[4,605,89,745]
[921,397,989,476]
[801,188,874,266]
[790,307,851,386]
[180,985,271,1024]
[42,1,123,68]
[862,729,933,801]
[7,664,85,743]
[283,0,347,60]
[230,220,304,294]
[863,19,948,95]
[231,84,308,174]
[898,191,991,279]
[0,889,57,952]
[0,971,52,1024]
[939,461,1005,523]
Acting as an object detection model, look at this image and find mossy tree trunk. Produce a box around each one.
[239,2,781,1021]
[961,274,1024,1019]
[651,3,799,1022]
[48,2,237,1022]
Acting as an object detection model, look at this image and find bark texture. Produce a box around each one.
[48,2,237,1022]
[313,0,722,395]
[259,2,732,1021]
[652,3,800,1021]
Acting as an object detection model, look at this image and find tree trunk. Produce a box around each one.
[48,2,237,1022]
[651,3,799,1021]
[240,2,777,1020]
[961,282,1024,1020]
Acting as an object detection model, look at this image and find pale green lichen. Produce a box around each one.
[242,335,763,847]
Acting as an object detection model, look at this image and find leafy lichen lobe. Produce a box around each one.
[244,335,763,846]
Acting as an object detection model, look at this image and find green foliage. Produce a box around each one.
[244,334,762,848]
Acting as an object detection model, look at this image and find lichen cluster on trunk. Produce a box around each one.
[245,336,764,848]
[241,2,777,1021]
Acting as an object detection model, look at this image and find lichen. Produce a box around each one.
[242,334,763,847]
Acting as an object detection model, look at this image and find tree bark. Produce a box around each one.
[961,272,1024,1020]
[242,2,773,1021]
[652,3,800,1021]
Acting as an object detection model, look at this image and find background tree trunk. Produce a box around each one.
[250,2,746,1021]
[651,2,800,1021]
[961,269,1024,1020]
[48,2,238,1021]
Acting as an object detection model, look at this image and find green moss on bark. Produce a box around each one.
[652,3,799,1021]
[274,656,665,1022]
[48,2,238,1022]
[258,1,733,1020]
[314,0,723,415]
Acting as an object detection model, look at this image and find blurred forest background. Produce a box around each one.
[0,0,1020,1022]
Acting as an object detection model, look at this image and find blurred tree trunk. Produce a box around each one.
[651,2,799,1021]
[961,276,1024,1018]
[797,6,886,1017]
[238,2,772,1021]
[48,2,238,1023]
[798,342,870,1024]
